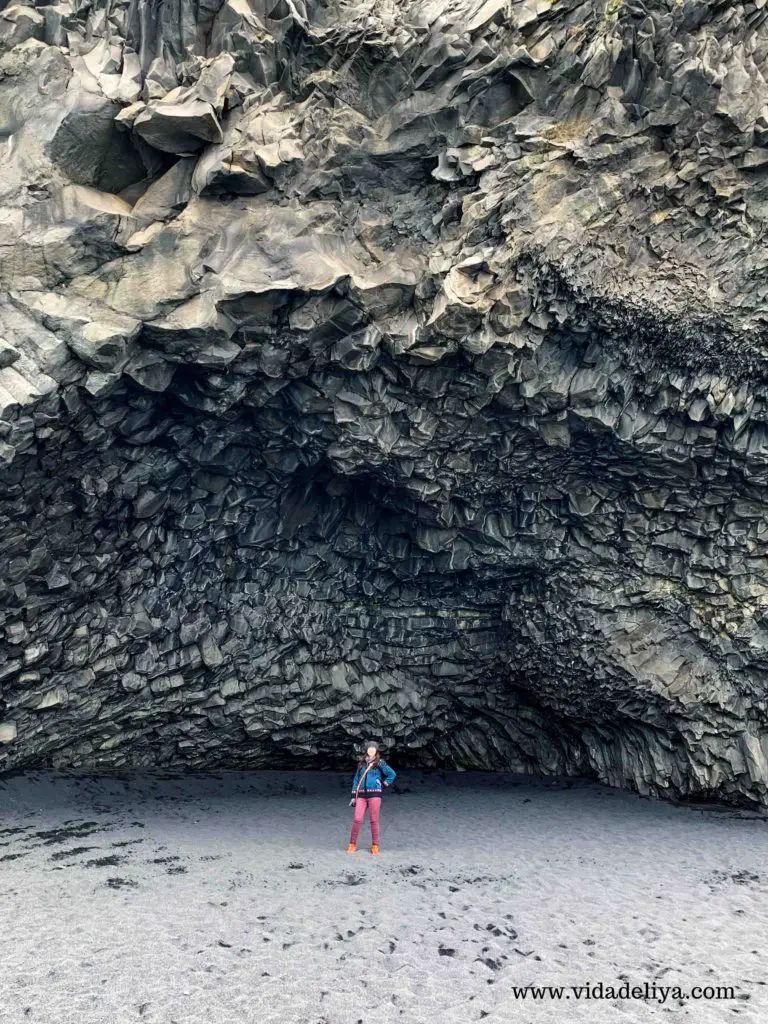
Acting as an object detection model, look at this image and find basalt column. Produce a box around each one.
[2,0,768,807]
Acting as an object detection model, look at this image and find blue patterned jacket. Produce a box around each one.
[352,758,396,797]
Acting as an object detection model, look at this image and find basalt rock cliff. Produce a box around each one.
[2,0,768,806]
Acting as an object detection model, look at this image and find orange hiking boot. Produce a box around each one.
[370,844,379,855]
[346,842,357,853]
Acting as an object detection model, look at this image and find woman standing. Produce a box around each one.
[347,740,396,855]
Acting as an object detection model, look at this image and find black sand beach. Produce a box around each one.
[0,770,764,1023]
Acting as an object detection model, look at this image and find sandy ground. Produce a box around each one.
[0,768,766,1024]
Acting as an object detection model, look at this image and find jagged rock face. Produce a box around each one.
[2,0,768,805]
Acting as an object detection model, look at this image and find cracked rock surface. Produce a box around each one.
[3,0,768,806]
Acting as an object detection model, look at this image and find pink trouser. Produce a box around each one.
[349,796,381,845]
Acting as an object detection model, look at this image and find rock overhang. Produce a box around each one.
[1,0,768,805]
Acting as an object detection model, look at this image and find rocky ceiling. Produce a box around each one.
[2,0,768,806]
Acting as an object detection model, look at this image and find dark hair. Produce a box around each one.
[357,748,382,768]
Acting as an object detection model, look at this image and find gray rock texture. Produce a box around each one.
[2,0,768,806]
